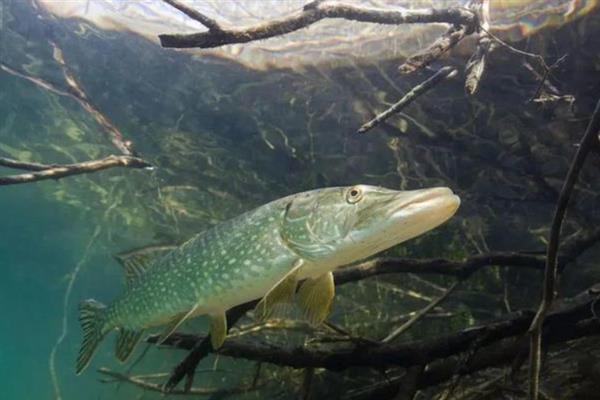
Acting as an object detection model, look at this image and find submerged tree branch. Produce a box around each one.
[381,280,461,344]
[357,66,457,134]
[464,0,494,95]
[349,317,600,400]
[160,0,223,32]
[528,97,600,400]
[150,283,600,372]
[159,3,475,49]
[1,42,135,156]
[0,155,152,185]
[0,157,58,171]
[97,367,253,396]
[398,26,469,74]
[154,223,600,392]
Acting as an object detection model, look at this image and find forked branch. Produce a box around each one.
[151,283,600,372]
[154,224,600,391]
[159,2,476,49]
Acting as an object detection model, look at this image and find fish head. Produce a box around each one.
[281,185,460,267]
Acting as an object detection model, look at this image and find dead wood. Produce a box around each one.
[0,155,152,185]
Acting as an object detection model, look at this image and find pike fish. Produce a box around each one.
[76,185,460,373]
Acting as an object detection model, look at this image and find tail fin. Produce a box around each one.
[76,299,107,375]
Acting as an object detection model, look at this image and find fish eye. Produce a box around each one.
[346,186,363,204]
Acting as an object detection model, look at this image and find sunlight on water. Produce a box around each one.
[36,0,600,68]
[491,0,600,40]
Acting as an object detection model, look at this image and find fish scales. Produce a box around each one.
[76,185,460,374]
[107,197,297,332]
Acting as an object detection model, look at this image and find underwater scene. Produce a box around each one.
[2,0,600,399]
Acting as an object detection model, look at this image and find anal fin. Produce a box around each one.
[254,259,303,321]
[115,328,144,362]
[209,312,227,349]
[157,304,200,344]
[296,272,335,325]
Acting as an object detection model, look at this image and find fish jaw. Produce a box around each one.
[346,187,460,262]
[281,186,460,276]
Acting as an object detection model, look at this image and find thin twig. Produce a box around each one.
[527,54,568,103]
[528,98,600,400]
[1,51,134,156]
[0,155,152,185]
[381,280,460,344]
[97,367,253,396]
[159,3,475,49]
[399,26,469,74]
[479,26,547,67]
[357,66,457,134]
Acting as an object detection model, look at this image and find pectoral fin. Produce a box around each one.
[157,304,200,344]
[115,328,144,362]
[254,259,303,321]
[296,272,335,325]
[209,312,227,349]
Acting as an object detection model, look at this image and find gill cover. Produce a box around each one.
[281,188,358,261]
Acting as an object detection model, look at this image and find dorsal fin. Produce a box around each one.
[114,244,177,285]
[120,255,152,284]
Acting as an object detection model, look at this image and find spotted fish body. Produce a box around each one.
[110,198,299,330]
[77,185,460,374]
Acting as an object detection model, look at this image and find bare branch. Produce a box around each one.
[97,367,253,396]
[0,158,59,171]
[159,3,475,49]
[150,283,600,371]
[1,44,135,156]
[336,252,542,281]
[0,155,152,186]
[157,224,600,392]
[399,25,469,74]
[161,0,222,32]
[350,318,600,400]
[381,280,460,344]
[527,98,600,400]
[357,66,457,134]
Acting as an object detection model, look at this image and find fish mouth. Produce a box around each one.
[345,186,460,263]
[389,187,460,219]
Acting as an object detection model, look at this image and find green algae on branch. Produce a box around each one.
[0,155,152,186]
